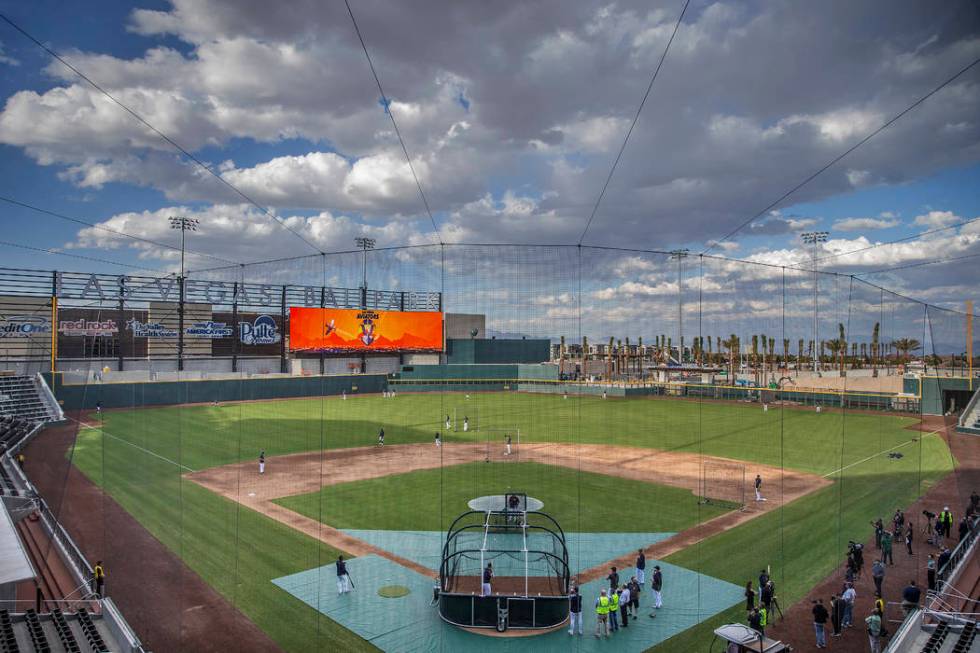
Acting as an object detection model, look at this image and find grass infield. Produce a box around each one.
[273,461,735,533]
[69,390,954,652]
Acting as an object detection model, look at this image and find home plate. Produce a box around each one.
[248,492,256,497]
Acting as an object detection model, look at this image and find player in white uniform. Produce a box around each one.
[505,435,512,456]
[463,417,469,432]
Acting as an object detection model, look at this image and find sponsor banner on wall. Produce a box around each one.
[0,315,51,338]
[58,319,118,337]
[289,307,443,352]
[185,321,234,338]
[126,319,178,338]
[239,315,280,345]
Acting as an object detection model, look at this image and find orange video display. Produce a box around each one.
[289,307,443,352]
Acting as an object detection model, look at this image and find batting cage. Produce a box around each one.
[7,243,975,652]
[438,496,571,631]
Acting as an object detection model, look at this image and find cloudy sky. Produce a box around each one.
[0,0,978,322]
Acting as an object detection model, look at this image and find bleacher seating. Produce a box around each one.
[0,376,57,424]
[953,622,977,653]
[0,609,19,653]
[75,610,107,653]
[23,609,50,653]
[0,415,33,447]
[921,620,950,653]
[49,611,80,653]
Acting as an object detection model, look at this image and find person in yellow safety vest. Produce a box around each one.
[758,605,768,637]
[939,507,953,539]
[608,588,620,632]
[595,589,610,638]
[93,560,106,597]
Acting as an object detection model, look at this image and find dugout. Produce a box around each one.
[438,495,570,633]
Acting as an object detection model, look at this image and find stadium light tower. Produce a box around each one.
[669,249,689,364]
[801,232,829,374]
[355,237,376,293]
[169,216,199,279]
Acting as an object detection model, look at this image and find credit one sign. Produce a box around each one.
[0,316,51,338]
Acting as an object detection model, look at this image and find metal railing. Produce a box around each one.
[0,421,147,652]
[936,514,980,590]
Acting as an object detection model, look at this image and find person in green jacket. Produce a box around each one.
[881,530,893,566]
[866,608,882,653]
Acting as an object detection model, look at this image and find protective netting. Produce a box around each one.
[6,245,976,652]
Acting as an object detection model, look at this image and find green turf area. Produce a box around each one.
[655,431,954,652]
[86,391,922,476]
[274,461,733,532]
[69,390,954,653]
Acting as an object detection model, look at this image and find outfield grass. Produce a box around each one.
[274,461,734,532]
[88,391,922,476]
[68,390,953,653]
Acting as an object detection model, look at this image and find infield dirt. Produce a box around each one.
[188,442,830,583]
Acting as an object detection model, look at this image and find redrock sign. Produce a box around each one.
[58,319,118,337]
[239,315,280,345]
[0,316,51,338]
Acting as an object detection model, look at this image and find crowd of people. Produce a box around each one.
[804,493,978,652]
[564,550,664,638]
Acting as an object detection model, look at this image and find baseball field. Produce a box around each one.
[67,389,954,652]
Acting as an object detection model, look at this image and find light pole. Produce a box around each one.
[354,237,376,298]
[170,216,198,373]
[669,249,689,364]
[801,232,828,374]
[169,216,199,280]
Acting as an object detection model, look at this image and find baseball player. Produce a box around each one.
[259,450,265,475]
[377,428,385,447]
[482,563,493,596]
[446,414,451,430]
[505,434,512,456]
[336,555,351,594]
[434,432,441,447]
[755,474,765,502]
[463,417,469,432]
[651,565,663,610]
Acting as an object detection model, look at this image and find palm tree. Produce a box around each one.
[767,337,775,380]
[782,338,790,371]
[871,322,880,377]
[892,338,922,363]
[798,338,805,373]
[837,323,847,377]
[722,334,739,380]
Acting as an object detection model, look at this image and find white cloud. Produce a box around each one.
[832,216,900,231]
[0,0,976,263]
[913,210,960,228]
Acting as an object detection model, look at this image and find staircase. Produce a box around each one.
[0,375,61,424]
[957,384,980,435]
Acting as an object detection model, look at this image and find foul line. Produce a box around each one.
[821,429,941,479]
[72,416,195,473]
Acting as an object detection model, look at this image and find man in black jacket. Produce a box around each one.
[812,599,829,648]
[651,566,663,609]
[567,586,583,635]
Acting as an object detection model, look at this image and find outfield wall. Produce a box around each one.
[44,372,386,410]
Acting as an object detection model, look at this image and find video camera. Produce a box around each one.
[923,510,936,520]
